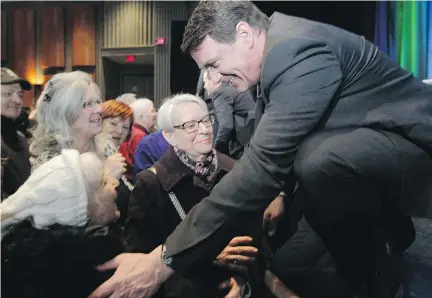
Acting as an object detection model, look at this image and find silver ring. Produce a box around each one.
[234,260,237,264]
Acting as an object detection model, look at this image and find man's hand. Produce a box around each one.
[219,276,247,298]
[89,246,174,298]
[203,70,221,95]
[263,194,285,236]
[214,236,257,273]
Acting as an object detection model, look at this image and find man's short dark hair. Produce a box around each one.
[181,1,269,54]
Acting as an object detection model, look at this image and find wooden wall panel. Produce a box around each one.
[153,1,188,106]
[1,11,7,61]
[11,8,36,107]
[103,1,154,48]
[41,7,65,68]
[43,74,53,85]
[71,3,95,66]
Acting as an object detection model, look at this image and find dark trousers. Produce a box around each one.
[271,216,345,298]
[293,128,432,292]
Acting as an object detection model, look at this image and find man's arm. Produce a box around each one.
[88,37,343,298]
[212,85,236,154]
[165,38,343,272]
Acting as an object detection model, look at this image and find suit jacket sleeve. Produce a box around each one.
[124,171,164,253]
[212,86,236,154]
[164,37,343,273]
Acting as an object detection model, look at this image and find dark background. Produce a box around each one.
[170,1,377,95]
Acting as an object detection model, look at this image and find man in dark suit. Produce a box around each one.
[90,2,432,298]
[203,71,256,159]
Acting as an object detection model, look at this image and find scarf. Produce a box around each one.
[31,148,61,173]
[174,147,218,185]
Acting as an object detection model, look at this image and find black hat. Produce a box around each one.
[1,68,32,90]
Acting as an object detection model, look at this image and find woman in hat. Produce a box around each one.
[1,149,123,298]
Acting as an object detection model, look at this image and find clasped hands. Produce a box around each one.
[89,194,285,298]
[89,236,257,298]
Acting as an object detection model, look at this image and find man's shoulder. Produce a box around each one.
[213,83,238,98]
[261,37,322,82]
[262,12,342,78]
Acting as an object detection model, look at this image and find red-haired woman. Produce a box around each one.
[96,100,134,232]
[98,100,133,148]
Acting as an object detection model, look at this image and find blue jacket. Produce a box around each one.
[133,131,169,180]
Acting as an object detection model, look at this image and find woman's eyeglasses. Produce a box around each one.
[174,113,215,134]
[83,99,103,109]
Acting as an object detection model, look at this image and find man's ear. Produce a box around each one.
[235,21,254,48]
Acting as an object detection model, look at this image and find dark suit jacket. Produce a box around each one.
[210,83,256,159]
[164,12,432,273]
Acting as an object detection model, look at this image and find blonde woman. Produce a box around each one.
[30,71,126,214]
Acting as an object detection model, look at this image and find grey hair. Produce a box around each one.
[129,98,154,118]
[116,93,137,106]
[30,71,99,156]
[157,93,208,132]
[181,0,269,54]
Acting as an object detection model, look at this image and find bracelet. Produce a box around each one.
[160,244,173,265]
[121,175,134,191]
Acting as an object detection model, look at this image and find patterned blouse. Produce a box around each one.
[31,148,61,173]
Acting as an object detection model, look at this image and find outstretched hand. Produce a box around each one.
[89,246,174,298]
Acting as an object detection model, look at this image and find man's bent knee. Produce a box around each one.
[294,128,399,189]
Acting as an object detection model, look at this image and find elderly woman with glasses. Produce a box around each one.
[30,71,126,220]
[125,93,280,298]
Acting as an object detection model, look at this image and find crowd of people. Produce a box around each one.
[1,1,432,298]
[0,66,282,298]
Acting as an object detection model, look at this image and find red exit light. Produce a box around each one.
[155,37,166,45]
[126,55,135,63]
